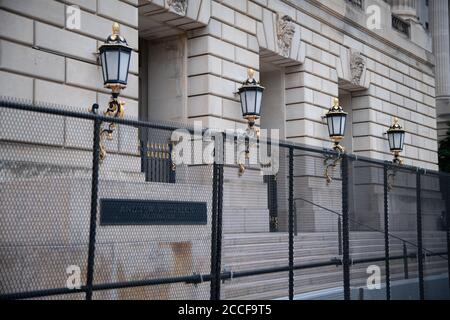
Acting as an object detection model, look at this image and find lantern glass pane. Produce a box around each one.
[119,50,130,83]
[255,90,263,115]
[401,132,405,149]
[327,117,333,136]
[340,115,346,136]
[388,133,394,150]
[100,52,108,83]
[246,90,256,114]
[106,50,119,81]
[240,91,247,115]
[332,115,342,136]
[394,132,401,149]
[397,132,405,150]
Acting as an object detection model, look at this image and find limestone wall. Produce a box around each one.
[183,0,438,169]
[0,0,443,235]
[0,0,439,168]
[0,0,140,163]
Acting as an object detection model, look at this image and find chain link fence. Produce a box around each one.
[0,98,449,300]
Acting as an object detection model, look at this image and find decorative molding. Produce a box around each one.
[349,51,366,86]
[276,15,296,57]
[140,0,210,38]
[337,48,369,90]
[283,0,433,70]
[256,10,304,65]
[167,0,188,16]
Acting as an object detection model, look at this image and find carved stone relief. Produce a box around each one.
[349,51,366,86]
[167,0,188,16]
[276,15,296,57]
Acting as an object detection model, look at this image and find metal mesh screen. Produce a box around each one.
[1,99,448,301]
[0,106,92,299]
[387,166,419,299]
[420,173,449,299]
[221,141,289,300]
[91,121,213,300]
[348,159,387,300]
[292,149,341,299]
[0,101,214,300]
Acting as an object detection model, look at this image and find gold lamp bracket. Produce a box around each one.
[237,119,262,177]
[169,139,180,172]
[324,146,343,185]
[89,97,125,162]
[387,160,402,191]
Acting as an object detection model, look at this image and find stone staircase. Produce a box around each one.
[222,231,448,300]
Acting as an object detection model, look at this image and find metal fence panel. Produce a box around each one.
[347,159,387,300]
[0,106,93,299]
[420,173,449,299]
[292,148,342,299]
[386,166,420,299]
[0,98,448,301]
[91,121,213,300]
[220,141,289,300]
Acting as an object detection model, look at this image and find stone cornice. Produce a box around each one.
[281,0,434,71]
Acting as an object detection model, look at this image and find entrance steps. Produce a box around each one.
[222,231,448,300]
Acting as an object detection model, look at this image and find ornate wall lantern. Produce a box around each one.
[323,98,347,184]
[237,69,265,175]
[325,97,347,153]
[238,69,265,136]
[99,23,132,92]
[386,117,406,164]
[91,22,132,161]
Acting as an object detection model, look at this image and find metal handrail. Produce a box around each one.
[294,196,448,261]
[1,250,446,300]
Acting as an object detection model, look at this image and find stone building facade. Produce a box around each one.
[0,0,441,170]
[1,0,449,300]
[0,0,445,231]
[429,0,450,140]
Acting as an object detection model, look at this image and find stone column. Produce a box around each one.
[430,0,450,139]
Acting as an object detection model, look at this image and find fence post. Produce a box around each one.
[294,202,298,237]
[210,161,218,300]
[268,174,279,232]
[210,133,224,300]
[288,147,294,300]
[383,163,391,300]
[358,287,364,300]
[85,112,101,300]
[215,148,224,300]
[337,216,342,256]
[447,196,450,293]
[403,241,409,279]
[444,175,450,293]
[341,154,351,300]
[416,169,424,300]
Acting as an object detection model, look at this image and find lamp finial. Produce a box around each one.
[247,68,255,80]
[333,97,339,108]
[112,22,120,35]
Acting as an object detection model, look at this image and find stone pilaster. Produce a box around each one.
[430,0,450,139]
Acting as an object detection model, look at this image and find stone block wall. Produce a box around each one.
[182,0,438,170]
[0,0,443,235]
[0,0,140,165]
[0,0,440,169]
